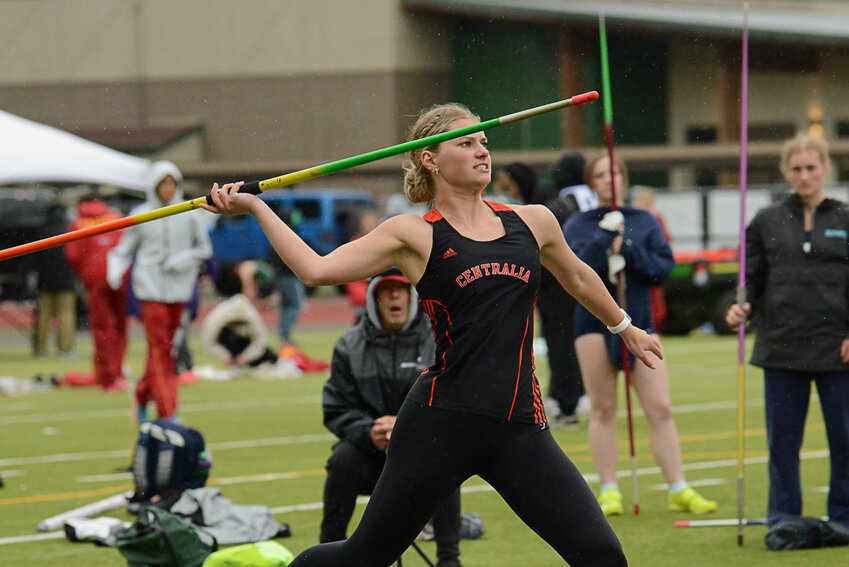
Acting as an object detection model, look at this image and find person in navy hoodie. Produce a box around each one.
[564,154,717,517]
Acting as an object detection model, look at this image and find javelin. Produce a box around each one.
[675,518,765,529]
[0,91,598,262]
[600,13,639,516]
[735,2,750,548]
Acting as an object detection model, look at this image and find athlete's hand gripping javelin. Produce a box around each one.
[202,181,255,216]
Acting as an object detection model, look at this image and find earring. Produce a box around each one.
[433,167,439,176]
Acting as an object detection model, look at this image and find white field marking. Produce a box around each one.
[3,450,831,547]
[650,478,729,491]
[0,448,131,468]
[215,469,325,485]
[617,398,764,419]
[667,366,744,377]
[0,469,24,478]
[76,472,132,483]
[0,401,34,412]
[211,433,333,450]
[661,341,742,354]
[77,468,327,486]
[0,532,65,545]
[0,432,335,468]
[0,395,320,426]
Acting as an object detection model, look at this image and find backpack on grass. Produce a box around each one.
[115,506,217,567]
[131,419,212,506]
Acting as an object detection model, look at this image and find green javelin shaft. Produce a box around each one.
[252,91,598,193]
[599,14,614,127]
[0,91,597,262]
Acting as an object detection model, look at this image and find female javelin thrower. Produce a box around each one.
[202,103,662,567]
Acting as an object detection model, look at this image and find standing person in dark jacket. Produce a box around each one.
[203,102,664,567]
[321,269,462,567]
[541,153,590,427]
[65,195,128,390]
[727,134,849,528]
[33,204,77,358]
[564,154,717,517]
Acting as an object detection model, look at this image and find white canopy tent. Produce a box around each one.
[0,110,152,194]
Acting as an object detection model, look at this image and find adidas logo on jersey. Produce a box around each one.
[442,248,458,259]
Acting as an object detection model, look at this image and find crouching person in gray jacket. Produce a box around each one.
[321,269,463,567]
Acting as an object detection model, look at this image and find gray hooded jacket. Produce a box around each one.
[107,161,212,303]
[322,273,435,453]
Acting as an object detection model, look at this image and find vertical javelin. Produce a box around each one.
[736,1,750,548]
[600,12,640,516]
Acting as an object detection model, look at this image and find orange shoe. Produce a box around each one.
[178,370,198,385]
[65,371,96,387]
[278,344,330,372]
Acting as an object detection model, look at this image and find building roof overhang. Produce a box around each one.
[403,0,849,44]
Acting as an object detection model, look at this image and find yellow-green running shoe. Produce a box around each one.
[598,487,624,516]
[669,486,718,514]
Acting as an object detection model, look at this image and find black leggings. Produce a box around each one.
[290,402,626,567]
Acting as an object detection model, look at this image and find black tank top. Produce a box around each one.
[408,201,546,425]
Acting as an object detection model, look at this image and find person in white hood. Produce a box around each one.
[107,160,212,423]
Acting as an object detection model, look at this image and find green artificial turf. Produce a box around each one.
[0,324,842,566]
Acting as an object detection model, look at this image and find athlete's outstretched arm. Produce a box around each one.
[516,204,663,368]
[201,182,431,286]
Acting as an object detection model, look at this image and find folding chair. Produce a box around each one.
[397,541,435,567]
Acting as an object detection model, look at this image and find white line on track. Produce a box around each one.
[0,532,65,545]
[661,341,743,355]
[0,395,320,426]
[0,401,35,413]
[619,398,763,419]
[0,432,335,468]
[0,469,24,479]
[75,472,132,483]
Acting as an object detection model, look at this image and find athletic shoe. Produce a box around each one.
[669,486,718,514]
[543,396,563,419]
[251,360,302,380]
[598,486,623,516]
[551,413,580,430]
[178,370,198,385]
[278,343,330,372]
[65,370,96,387]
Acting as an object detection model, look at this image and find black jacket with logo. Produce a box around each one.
[746,193,849,371]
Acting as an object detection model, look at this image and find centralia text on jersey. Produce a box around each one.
[455,263,531,288]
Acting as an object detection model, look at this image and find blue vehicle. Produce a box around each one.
[208,188,376,264]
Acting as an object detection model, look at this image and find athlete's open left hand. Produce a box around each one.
[619,325,663,369]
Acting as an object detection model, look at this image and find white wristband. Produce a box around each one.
[606,309,631,334]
